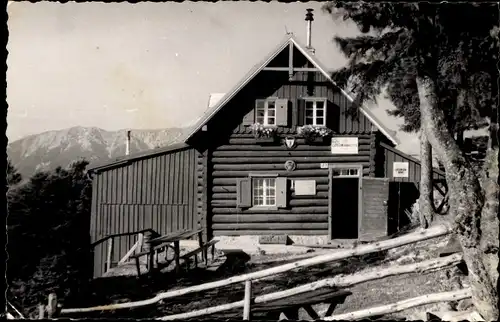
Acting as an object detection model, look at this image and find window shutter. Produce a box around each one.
[242,107,255,126]
[326,101,339,132]
[276,177,288,208]
[237,178,252,208]
[296,99,306,126]
[275,98,289,126]
[252,100,266,124]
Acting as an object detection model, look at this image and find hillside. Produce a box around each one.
[7,126,188,178]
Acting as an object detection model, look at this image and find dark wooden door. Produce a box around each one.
[359,177,390,241]
[330,177,359,239]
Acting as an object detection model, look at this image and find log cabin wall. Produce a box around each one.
[196,65,380,237]
[90,146,199,278]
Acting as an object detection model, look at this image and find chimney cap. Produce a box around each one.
[305,8,314,21]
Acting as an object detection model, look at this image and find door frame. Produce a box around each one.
[328,164,364,241]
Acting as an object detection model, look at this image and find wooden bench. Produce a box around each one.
[130,239,180,277]
[180,240,219,270]
[129,229,205,277]
[253,288,352,320]
[214,287,351,320]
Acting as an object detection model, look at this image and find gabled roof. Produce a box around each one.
[185,34,400,145]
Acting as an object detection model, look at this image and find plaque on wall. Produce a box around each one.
[331,137,359,154]
[284,160,296,172]
[294,180,316,196]
[393,162,409,178]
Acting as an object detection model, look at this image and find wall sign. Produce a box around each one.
[331,137,359,154]
[294,180,316,196]
[393,162,409,178]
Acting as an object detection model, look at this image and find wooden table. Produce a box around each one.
[131,229,203,277]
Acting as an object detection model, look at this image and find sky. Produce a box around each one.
[7,1,417,149]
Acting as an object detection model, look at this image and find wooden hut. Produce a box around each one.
[184,34,446,242]
[88,26,447,277]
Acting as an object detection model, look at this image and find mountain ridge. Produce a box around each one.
[8,126,188,178]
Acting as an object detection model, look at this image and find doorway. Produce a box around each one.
[329,166,362,240]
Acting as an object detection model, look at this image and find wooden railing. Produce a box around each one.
[90,228,157,248]
[57,223,464,320]
[90,228,157,274]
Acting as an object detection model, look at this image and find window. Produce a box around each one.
[252,178,276,206]
[256,100,276,126]
[332,168,360,177]
[305,99,327,126]
[236,176,287,209]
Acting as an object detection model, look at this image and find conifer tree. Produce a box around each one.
[323,2,499,319]
[7,160,92,316]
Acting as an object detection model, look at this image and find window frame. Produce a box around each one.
[256,98,279,127]
[248,173,279,210]
[304,97,327,127]
[331,168,360,177]
[252,177,277,207]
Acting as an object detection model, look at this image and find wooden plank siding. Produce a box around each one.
[377,142,446,182]
[196,63,380,237]
[90,147,199,278]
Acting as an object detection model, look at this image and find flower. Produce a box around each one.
[251,123,276,138]
[297,125,332,138]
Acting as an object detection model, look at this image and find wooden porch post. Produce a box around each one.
[143,231,154,271]
[106,238,113,272]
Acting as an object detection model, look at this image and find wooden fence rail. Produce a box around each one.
[158,253,463,320]
[60,223,453,315]
[324,288,473,321]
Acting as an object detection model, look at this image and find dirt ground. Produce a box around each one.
[60,228,467,320]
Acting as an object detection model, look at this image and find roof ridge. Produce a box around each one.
[185,34,399,146]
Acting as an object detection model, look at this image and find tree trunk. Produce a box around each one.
[456,130,464,150]
[417,77,499,321]
[419,129,434,228]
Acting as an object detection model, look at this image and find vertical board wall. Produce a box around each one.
[90,147,199,278]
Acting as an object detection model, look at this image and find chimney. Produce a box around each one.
[125,130,131,156]
[305,8,315,54]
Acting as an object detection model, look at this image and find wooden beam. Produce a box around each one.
[324,288,472,321]
[137,233,144,254]
[38,305,45,319]
[304,305,320,320]
[106,238,113,272]
[288,42,294,80]
[155,255,457,320]
[243,280,253,320]
[263,67,319,72]
[46,293,58,319]
[118,240,140,265]
[60,225,454,315]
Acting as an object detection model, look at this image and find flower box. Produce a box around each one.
[297,125,333,145]
[251,123,278,144]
